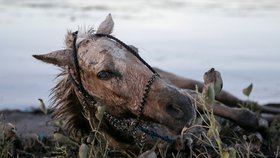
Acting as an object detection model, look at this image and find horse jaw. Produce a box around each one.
[32,49,74,67]
[96,13,114,34]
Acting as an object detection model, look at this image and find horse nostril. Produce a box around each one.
[166,104,185,119]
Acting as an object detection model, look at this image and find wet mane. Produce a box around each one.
[50,69,91,136]
[49,29,97,136]
[64,29,95,49]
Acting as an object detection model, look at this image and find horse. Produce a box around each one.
[33,14,196,152]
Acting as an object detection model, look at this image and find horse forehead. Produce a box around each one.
[80,38,136,69]
[94,38,128,60]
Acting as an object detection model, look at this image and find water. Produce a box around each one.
[0,0,280,109]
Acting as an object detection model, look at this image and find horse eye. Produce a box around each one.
[97,70,114,80]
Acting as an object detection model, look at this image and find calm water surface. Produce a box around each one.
[0,0,280,109]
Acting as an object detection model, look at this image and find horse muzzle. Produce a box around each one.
[146,83,196,133]
[164,87,196,127]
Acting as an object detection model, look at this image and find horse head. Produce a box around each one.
[33,14,196,148]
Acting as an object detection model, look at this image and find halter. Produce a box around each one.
[68,31,173,148]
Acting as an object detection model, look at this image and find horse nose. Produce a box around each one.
[165,90,195,125]
[166,104,185,119]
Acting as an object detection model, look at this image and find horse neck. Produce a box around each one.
[50,69,91,136]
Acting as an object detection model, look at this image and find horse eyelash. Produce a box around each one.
[97,70,113,80]
[97,70,122,80]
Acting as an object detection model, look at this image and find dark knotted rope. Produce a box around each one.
[71,31,97,109]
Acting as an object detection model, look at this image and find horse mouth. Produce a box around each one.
[104,112,190,145]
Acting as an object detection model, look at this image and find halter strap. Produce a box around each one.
[71,31,97,109]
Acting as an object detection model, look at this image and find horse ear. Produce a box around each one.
[96,14,114,34]
[33,49,73,67]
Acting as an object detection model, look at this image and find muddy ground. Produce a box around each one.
[0,109,55,138]
[1,109,280,158]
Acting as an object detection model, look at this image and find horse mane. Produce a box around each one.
[50,68,91,136]
[48,29,96,137]
[64,29,95,49]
